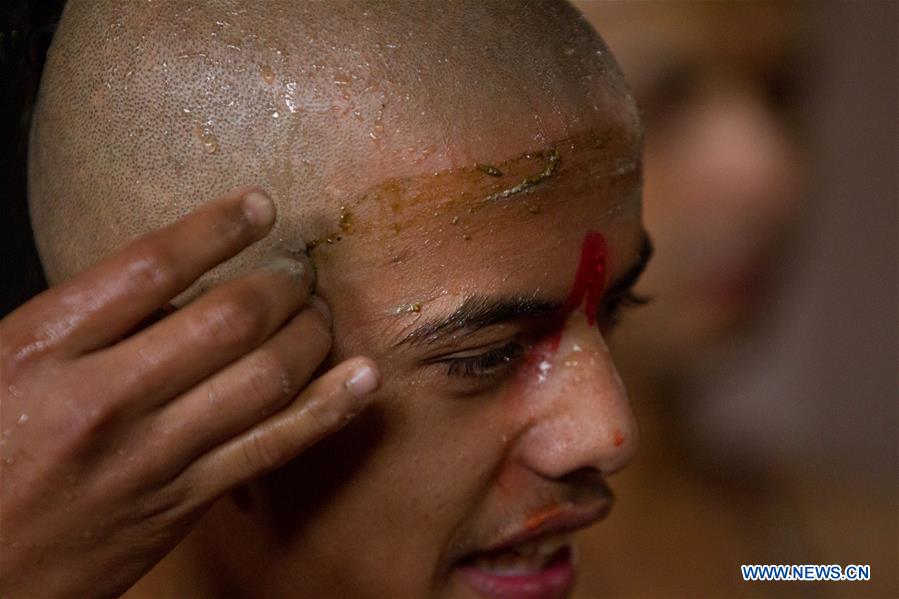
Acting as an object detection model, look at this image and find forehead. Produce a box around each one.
[262,10,640,242]
[310,120,644,356]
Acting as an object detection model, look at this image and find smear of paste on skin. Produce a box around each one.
[483,149,560,204]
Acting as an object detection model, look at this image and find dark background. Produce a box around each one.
[1,0,66,316]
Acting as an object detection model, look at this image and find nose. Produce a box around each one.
[513,311,638,479]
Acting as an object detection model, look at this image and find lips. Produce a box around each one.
[457,545,575,599]
[455,502,610,599]
[466,532,573,576]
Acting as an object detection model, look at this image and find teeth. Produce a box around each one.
[471,551,548,576]
[470,534,572,576]
[513,533,572,558]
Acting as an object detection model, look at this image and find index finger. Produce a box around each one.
[5,187,277,359]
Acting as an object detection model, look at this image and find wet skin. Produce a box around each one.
[180,116,650,597]
[23,3,649,597]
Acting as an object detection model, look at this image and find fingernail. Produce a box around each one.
[265,254,311,289]
[267,238,314,290]
[242,191,276,228]
[345,364,380,397]
[308,295,331,321]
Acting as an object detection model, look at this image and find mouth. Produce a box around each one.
[454,503,609,599]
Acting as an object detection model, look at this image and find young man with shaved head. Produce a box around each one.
[1,1,651,597]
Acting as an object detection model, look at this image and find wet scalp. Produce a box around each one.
[29,0,627,284]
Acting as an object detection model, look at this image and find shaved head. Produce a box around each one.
[29,0,634,288]
[27,3,649,595]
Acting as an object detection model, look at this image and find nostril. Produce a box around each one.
[558,467,607,488]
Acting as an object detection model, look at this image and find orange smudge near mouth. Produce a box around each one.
[524,502,563,531]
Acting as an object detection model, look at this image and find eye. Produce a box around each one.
[438,341,526,380]
[597,290,652,333]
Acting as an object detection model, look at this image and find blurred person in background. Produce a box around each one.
[580,1,806,373]
[576,1,802,596]
[573,2,897,597]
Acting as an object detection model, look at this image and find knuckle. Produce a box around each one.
[241,430,285,474]
[129,483,192,550]
[148,477,191,522]
[0,334,24,378]
[196,294,264,348]
[78,394,122,437]
[124,244,182,295]
[305,394,343,434]
[0,314,64,373]
[242,351,292,414]
[54,393,122,454]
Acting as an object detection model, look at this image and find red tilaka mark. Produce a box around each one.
[509,231,610,385]
[563,231,608,326]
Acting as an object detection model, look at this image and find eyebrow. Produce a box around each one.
[394,233,653,349]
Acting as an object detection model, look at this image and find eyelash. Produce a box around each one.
[444,341,525,379]
[598,289,652,331]
[441,290,651,380]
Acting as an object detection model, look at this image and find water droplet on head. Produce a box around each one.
[284,81,298,113]
[333,71,351,86]
[338,206,354,233]
[261,64,276,85]
[193,123,219,154]
[16,413,28,425]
